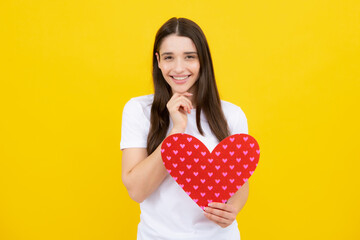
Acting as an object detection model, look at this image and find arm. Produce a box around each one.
[226,180,249,211]
[204,181,249,228]
[121,128,182,203]
[121,92,194,203]
[204,107,250,227]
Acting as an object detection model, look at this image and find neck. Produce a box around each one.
[188,84,197,108]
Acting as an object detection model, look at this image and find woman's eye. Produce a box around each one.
[186,55,196,59]
[164,56,173,60]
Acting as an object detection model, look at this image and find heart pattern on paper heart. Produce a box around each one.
[161,133,260,210]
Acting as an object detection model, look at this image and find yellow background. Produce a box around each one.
[1,0,359,239]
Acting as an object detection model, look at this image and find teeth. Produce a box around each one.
[172,76,189,80]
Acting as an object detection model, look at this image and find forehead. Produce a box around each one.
[159,34,197,53]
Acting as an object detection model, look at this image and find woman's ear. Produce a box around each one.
[155,52,161,69]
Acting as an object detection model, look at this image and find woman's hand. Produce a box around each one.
[204,181,249,228]
[167,92,193,133]
[203,202,239,228]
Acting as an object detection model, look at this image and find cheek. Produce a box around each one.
[189,59,200,68]
[190,62,200,74]
[159,63,171,74]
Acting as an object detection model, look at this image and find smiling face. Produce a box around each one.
[156,34,200,95]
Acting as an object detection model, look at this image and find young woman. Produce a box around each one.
[120,17,249,240]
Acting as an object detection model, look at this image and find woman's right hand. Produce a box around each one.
[122,92,194,203]
[167,92,194,133]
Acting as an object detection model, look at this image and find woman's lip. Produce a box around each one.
[171,75,190,84]
[171,75,190,79]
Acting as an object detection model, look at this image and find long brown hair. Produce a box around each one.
[147,17,230,155]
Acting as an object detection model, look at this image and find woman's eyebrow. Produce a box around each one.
[161,51,197,56]
[161,52,173,56]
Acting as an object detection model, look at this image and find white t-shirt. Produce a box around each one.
[120,94,248,240]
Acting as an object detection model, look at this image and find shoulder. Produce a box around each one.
[123,94,154,116]
[124,94,154,109]
[120,95,153,149]
[220,99,248,134]
[220,100,246,119]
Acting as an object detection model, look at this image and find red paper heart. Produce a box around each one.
[161,133,260,210]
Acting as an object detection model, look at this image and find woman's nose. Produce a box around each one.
[174,58,185,73]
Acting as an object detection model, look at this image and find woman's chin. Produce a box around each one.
[172,89,189,94]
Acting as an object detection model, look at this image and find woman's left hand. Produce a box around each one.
[204,202,239,228]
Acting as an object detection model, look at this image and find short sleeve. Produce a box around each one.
[228,107,249,135]
[120,98,149,150]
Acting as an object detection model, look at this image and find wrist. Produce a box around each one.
[169,127,185,135]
